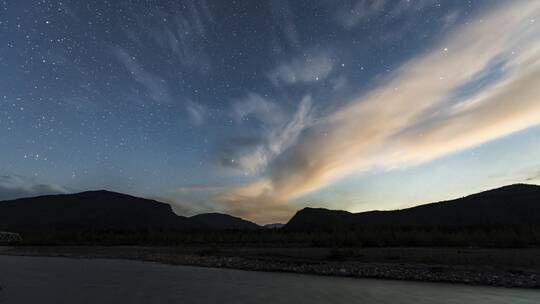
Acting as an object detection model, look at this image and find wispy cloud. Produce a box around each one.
[221,93,284,173]
[185,0,211,36]
[224,95,313,176]
[157,182,224,216]
[122,1,213,74]
[0,175,68,201]
[337,0,387,29]
[526,171,540,182]
[386,0,433,19]
[526,176,540,183]
[337,0,440,31]
[175,184,225,193]
[167,3,213,72]
[112,46,172,104]
[271,0,300,48]
[215,180,294,222]
[185,100,207,125]
[268,52,334,86]
[218,1,540,223]
[231,93,284,126]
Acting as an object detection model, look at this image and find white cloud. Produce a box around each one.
[112,47,172,104]
[185,100,207,125]
[125,2,212,75]
[267,52,334,86]
[231,93,284,126]
[331,75,348,90]
[271,0,300,48]
[229,95,313,175]
[267,96,312,156]
[0,175,69,201]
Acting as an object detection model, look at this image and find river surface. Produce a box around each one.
[0,256,539,304]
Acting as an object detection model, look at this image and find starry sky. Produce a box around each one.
[1,0,540,224]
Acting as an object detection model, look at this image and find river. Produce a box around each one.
[0,256,538,303]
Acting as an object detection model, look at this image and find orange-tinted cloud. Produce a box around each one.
[217,1,540,224]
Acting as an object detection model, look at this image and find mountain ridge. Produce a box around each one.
[0,190,260,234]
[1,183,539,238]
[284,183,540,231]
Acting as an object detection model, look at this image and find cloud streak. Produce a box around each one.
[231,93,284,126]
[112,47,172,104]
[226,95,313,175]
[271,0,300,48]
[185,100,207,125]
[218,1,540,223]
[268,52,334,86]
[0,175,68,201]
[338,0,387,29]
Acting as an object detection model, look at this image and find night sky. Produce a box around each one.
[1,0,539,223]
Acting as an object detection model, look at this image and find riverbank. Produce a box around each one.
[1,246,539,288]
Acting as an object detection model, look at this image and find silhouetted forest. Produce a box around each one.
[13,224,540,248]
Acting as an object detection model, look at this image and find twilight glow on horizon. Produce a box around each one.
[1,0,540,224]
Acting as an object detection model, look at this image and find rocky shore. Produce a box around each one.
[1,246,539,288]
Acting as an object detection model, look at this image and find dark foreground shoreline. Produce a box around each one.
[1,246,539,288]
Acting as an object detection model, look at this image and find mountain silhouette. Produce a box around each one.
[285,184,540,231]
[1,184,539,246]
[0,190,259,235]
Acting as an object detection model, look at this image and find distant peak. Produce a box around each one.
[498,183,539,189]
[191,212,235,218]
[297,207,351,214]
[76,189,131,197]
[299,207,330,212]
[466,183,540,197]
[82,189,115,194]
[58,190,161,203]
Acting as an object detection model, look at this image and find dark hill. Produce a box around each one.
[285,184,540,231]
[0,190,201,234]
[285,208,355,231]
[190,213,260,230]
[0,190,265,241]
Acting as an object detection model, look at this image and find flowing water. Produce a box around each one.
[0,256,538,304]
